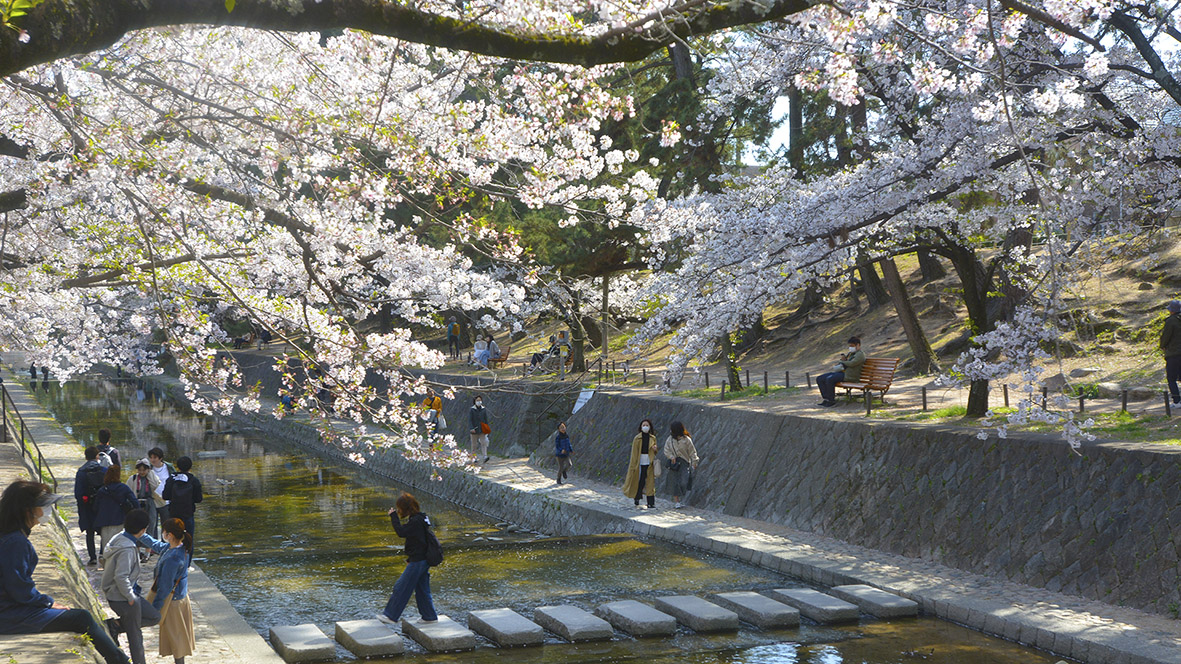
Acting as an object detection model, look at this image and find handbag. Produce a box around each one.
[145,574,182,623]
[437,414,447,429]
[480,422,491,435]
[665,457,683,472]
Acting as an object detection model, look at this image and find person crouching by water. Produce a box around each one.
[376,493,439,625]
[151,519,195,664]
[554,422,573,485]
[663,421,699,509]
[622,419,660,509]
[0,480,130,664]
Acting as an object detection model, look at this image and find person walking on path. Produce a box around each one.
[74,446,106,565]
[815,336,866,407]
[376,492,439,626]
[554,423,573,485]
[131,459,162,540]
[93,466,138,560]
[162,457,202,541]
[96,428,122,468]
[446,317,461,360]
[622,419,660,509]
[421,388,443,434]
[469,396,491,463]
[102,509,168,664]
[0,480,131,664]
[663,421,699,509]
[149,519,196,664]
[1162,300,1181,405]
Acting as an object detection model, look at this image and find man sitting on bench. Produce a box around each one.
[816,336,865,408]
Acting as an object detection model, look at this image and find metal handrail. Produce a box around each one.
[1,382,58,491]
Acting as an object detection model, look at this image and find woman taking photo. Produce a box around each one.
[93,465,137,558]
[622,419,660,509]
[148,518,195,663]
[663,421,699,509]
[376,492,439,625]
[0,480,129,664]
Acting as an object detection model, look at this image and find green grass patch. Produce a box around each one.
[674,384,800,402]
[887,405,968,422]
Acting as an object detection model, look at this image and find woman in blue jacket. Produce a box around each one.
[0,480,129,664]
[93,466,137,558]
[554,422,573,484]
[149,518,195,663]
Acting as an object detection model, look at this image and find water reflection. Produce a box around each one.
[32,379,1063,664]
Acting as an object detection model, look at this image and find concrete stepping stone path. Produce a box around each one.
[654,596,739,632]
[712,591,800,628]
[766,588,859,624]
[533,605,614,642]
[333,619,404,658]
[401,615,477,653]
[830,584,918,618]
[269,624,335,663]
[467,608,545,647]
[595,600,677,637]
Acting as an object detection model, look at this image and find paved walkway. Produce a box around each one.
[0,367,283,664]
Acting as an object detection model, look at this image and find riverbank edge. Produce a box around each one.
[130,370,1181,664]
[0,365,285,664]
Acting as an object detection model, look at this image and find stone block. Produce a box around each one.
[653,596,739,633]
[712,591,800,628]
[333,620,403,658]
[765,588,859,624]
[467,608,544,647]
[595,600,677,637]
[269,624,335,663]
[401,615,477,653]
[829,585,917,618]
[534,605,613,642]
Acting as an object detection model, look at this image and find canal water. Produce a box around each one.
[32,378,1062,663]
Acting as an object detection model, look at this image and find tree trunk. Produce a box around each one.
[880,258,939,374]
[720,332,741,389]
[570,292,587,373]
[788,86,804,176]
[848,271,860,308]
[790,280,823,321]
[600,273,610,359]
[917,249,946,281]
[942,244,993,417]
[858,260,889,309]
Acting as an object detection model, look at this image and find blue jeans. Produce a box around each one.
[382,560,437,622]
[42,608,129,664]
[817,371,845,402]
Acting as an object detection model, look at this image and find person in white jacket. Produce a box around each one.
[101,510,168,664]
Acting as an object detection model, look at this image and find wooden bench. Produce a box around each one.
[836,357,901,403]
[488,343,511,368]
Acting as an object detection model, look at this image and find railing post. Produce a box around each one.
[865,389,872,416]
[1042,387,1048,409]
[1166,391,1172,418]
[922,386,928,411]
[1003,384,1009,408]
[720,381,726,401]
[704,372,709,389]
[763,371,768,395]
[642,368,647,385]
[1121,390,1128,413]
[785,371,790,388]
[1079,395,1085,413]
[806,372,811,388]
[745,369,750,390]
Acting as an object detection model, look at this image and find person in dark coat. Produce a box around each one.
[74,446,105,565]
[0,480,130,664]
[376,492,438,625]
[96,428,121,468]
[468,397,490,463]
[1161,300,1181,405]
[554,422,573,485]
[93,466,137,559]
[162,457,202,541]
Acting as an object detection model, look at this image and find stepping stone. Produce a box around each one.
[334,619,404,658]
[830,584,918,618]
[534,605,614,642]
[766,588,859,624]
[467,608,544,647]
[269,624,335,663]
[712,591,800,628]
[653,595,739,632]
[595,600,677,637]
[401,615,477,653]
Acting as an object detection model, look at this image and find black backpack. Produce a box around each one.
[83,466,106,505]
[169,477,194,510]
[424,521,443,567]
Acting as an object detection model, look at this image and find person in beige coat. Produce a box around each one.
[621,419,660,509]
[663,421,699,509]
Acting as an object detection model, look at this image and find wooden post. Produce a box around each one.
[865,389,872,416]
[1166,392,1172,418]
[642,368,647,385]
[705,372,710,389]
[785,371,790,388]
[1121,390,1128,413]
[1079,395,1085,413]
[1042,387,1048,409]
[720,381,726,401]
[1003,384,1009,408]
[745,369,750,390]
[763,371,768,395]
[806,372,811,388]
[922,386,928,411]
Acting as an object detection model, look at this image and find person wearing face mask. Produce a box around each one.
[148,519,196,664]
[553,422,573,485]
[816,336,866,408]
[0,480,130,664]
[469,396,491,463]
[621,419,661,509]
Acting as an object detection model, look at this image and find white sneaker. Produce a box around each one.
[376,613,396,625]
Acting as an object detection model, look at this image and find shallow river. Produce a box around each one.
[31,378,1061,663]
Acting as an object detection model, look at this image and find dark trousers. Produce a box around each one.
[816,371,845,402]
[85,528,98,562]
[382,560,437,622]
[556,455,571,482]
[1168,356,1181,402]
[42,608,129,664]
[634,465,655,507]
[447,335,460,358]
[109,596,159,664]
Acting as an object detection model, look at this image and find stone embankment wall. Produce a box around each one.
[531,389,1181,616]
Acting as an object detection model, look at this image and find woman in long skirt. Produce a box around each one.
[150,518,195,663]
[377,493,439,624]
[663,421,699,509]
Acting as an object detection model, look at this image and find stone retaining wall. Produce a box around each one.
[535,389,1181,617]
